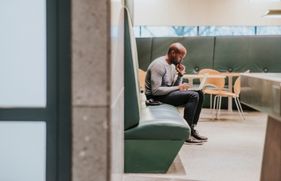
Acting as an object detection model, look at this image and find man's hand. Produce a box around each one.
[179,83,191,91]
[176,64,186,77]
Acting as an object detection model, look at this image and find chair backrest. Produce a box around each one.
[234,77,241,96]
[234,70,249,96]
[138,69,146,92]
[198,68,225,89]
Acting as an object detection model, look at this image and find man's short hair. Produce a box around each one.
[167,42,187,55]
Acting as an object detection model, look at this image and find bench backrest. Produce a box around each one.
[124,9,141,130]
[137,36,281,73]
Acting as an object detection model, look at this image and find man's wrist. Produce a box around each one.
[178,72,183,77]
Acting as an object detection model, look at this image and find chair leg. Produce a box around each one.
[214,95,220,119]
[216,96,222,120]
[216,96,220,119]
[210,94,213,109]
[236,97,245,120]
[234,97,245,120]
[237,99,245,119]
[212,95,217,119]
[215,96,219,119]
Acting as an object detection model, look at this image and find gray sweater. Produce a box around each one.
[145,56,183,96]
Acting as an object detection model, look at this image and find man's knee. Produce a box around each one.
[196,90,204,101]
[188,91,200,102]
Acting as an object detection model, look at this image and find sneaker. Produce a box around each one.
[185,136,204,145]
[191,129,208,141]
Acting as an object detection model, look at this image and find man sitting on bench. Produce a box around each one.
[145,42,208,144]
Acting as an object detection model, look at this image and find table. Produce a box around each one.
[184,73,242,112]
[183,74,225,86]
[183,74,226,110]
[240,73,281,181]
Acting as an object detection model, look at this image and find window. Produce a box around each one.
[257,26,281,35]
[199,26,255,36]
[134,26,281,37]
[134,26,197,37]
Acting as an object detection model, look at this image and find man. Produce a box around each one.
[145,42,207,144]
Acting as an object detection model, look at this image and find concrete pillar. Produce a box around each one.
[72,0,124,181]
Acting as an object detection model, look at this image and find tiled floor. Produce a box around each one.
[123,109,267,181]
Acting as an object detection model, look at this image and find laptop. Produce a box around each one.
[188,76,208,91]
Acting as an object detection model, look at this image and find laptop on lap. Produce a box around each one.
[188,76,208,91]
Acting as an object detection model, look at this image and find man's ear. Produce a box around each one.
[170,50,176,56]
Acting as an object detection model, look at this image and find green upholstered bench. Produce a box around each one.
[124,10,190,173]
[125,104,190,173]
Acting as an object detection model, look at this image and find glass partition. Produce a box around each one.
[0,122,46,181]
[0,0,46,107]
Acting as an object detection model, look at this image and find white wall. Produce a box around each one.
[134,0,281,26]
[111,0,124,181]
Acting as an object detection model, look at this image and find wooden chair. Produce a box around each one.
[198,69,226,109]
[138,69,146,93]
[213,77,245,120]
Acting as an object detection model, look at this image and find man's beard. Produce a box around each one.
[172,59,179,65]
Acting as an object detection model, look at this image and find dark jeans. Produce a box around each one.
[147,90,204,129]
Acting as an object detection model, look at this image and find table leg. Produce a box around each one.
[228,76,233,112]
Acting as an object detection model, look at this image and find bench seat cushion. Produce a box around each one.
[125,104,190,140]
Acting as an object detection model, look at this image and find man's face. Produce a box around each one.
[171,50,186,65]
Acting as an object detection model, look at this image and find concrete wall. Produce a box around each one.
[72,0,124,180]
[134,0,281,26]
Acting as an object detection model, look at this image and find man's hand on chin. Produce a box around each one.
[176,64,186,77]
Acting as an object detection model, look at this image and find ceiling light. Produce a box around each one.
[250,0,280,2]
[263,9,281,18]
